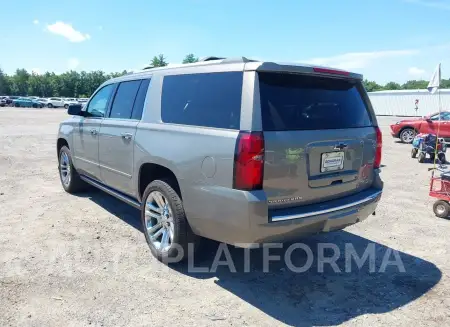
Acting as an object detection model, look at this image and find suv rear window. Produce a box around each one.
[259,72,372,131]
[161,72,243,129]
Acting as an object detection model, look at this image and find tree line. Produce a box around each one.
[363,78,450,92]
[0,53,448,97]
[0,54,198,98]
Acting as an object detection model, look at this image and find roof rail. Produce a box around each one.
[199,56,225,62]
[222,57,256,63]
[199,56,257,63]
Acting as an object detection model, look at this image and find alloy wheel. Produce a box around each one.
[59,152,71,186]
[144,191,174,251]
[401,129,415,143]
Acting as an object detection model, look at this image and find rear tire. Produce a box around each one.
[32,103,37,108]
[64,104,69,109]
[400,128,415,144]
[433,200,450,218]
[14,103,19,107]
[58,146,87,193]
[439,153,446,164]
[418,152,426,163]
[47,103,53,108]
[141,179,199,263]
[411,148,418,158]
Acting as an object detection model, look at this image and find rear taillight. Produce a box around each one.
[374,127,382,169]
[233,132,264,190]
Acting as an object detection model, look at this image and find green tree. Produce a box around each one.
[363,79,383,92]
[384,81,401,90]
[28,73,44,96]
[0,68,11,95]
[12,69,30,95]
[441,78,450,89]
[182,53,199,64]
[151,54,168,67]
[401,80,428,90]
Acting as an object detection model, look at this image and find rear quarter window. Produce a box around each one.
[259,72,372,131]
[161,72,243,129]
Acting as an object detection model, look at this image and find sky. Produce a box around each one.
[1,0,450,83]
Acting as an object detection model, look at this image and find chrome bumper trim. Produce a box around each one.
[271,190,382,222]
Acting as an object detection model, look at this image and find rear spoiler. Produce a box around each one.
[244,62,363,80]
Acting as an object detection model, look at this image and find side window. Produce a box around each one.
[161,72,243,129]
[85,84,115,118]
[131,79,150,120]
[430,113,447,121]
[109,80,141,119]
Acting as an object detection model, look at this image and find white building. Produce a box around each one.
[368,89,450,117]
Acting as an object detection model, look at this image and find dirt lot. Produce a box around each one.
[0,108,449,327]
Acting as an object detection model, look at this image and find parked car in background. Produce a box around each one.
[12,97,44,108]
[63,98,78,109]
[0,97,6,107]
[37,98,49,106]
[47,97,64,108]
[5,96,19,106]
[56,57,383,262]
[77,98,89,104]
[390,111,450,143]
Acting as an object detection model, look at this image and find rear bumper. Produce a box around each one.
[185,175,383,245]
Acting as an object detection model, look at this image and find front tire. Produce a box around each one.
[433,200,450,218]
[64,104,69,109]
[48,103,53,108]
[32,103,38,108]
[141,180,198,263]
[400,128,416,143]
[58,146,86,193]
[14,103,19,107]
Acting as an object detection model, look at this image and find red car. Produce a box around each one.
[390,111,450,143]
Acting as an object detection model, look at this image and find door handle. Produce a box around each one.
[121,133,133,140]
[90,129,98,135]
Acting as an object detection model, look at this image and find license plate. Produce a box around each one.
[321,151,344,172]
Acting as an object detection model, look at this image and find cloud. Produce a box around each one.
[68,58,80,70]
[302,49,418,70]
[403,0,450,10]
[408,66,426,76]
[46,22,91,42]
[33,19,39,25]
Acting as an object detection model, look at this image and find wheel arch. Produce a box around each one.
[57,138,69,156]
[137,162,182,202]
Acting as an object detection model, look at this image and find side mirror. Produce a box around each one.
[426,118,432,123]
[67,104,84,116]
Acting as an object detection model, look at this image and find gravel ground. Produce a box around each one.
[0,108,449,327]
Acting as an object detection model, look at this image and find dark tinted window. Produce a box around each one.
[161,72,243,129]
[131,79,150,120]
[259,73,372,131]
[109,80,141,119]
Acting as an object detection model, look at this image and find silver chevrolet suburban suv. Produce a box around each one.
[57,57,383,261]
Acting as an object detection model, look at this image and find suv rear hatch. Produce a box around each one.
[258,70,379,208]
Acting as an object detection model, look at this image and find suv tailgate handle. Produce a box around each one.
[334,143,348,150]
